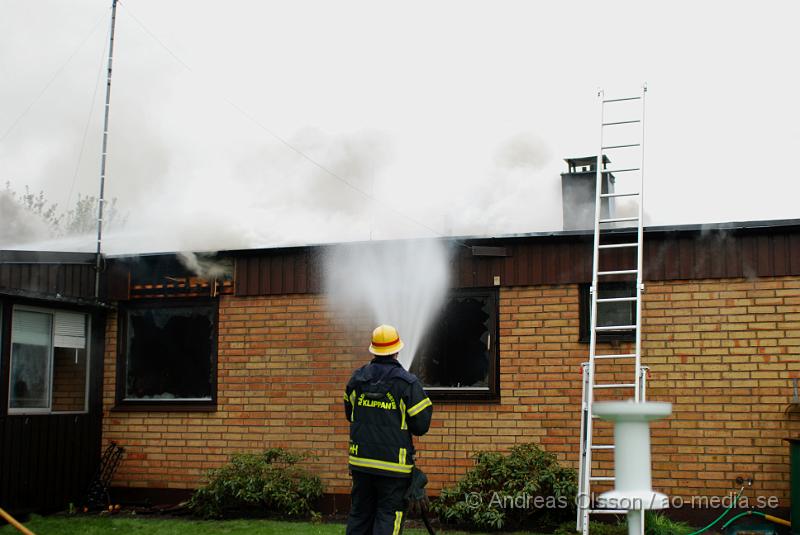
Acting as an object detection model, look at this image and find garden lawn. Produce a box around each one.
[0,515,554,535]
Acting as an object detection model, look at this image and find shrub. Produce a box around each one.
[644,511,693,535]
[431,443,578,531]
[188,448,323,519]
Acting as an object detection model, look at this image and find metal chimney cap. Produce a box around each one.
[564,155,610,165]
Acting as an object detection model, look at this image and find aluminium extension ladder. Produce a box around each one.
[576,85,648,535]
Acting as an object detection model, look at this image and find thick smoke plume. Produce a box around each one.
[0,1,565,254]
[0,191,52,244]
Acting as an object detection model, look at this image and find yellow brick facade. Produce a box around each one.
[102,276,800,504]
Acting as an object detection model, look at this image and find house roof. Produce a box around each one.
[225,218,800,297]
[211,218,800,257]
[7,218,800,300]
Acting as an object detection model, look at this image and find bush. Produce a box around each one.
[188,448,323,519]
[431,443,578,531]
[644,511,693,535]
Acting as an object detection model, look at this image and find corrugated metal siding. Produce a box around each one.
[233,227,800,297]
[0,262,95,299]
[643,230,800,281]
[451,239,594,288]
[235,248,322,296]
[0,414,102,512]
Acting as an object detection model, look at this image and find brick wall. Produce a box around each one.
[102,277,800,504]
[52,347,87,412]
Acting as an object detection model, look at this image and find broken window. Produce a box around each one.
[120,301,216,405]
[8,307,89,414]
[579,282,636,343]
[410,289,499,400]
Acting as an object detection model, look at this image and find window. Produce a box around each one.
[118,300,217,409]
[8,306,90,414]
[579,282,636,343]
[410,288,499,401]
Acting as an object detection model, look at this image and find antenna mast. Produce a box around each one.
[95,0,118,298]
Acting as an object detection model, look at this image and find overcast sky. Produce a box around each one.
[1,0,798,253]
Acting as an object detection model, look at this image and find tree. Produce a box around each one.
[2,182,62,233]
[2,181,124,239]
[62,193,122,236]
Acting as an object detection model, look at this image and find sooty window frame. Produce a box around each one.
[410,287,500,403]
[579,282,636,343]
[115,298,218,412]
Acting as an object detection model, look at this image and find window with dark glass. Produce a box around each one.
[119,301,216,406]
[8,306,90,414]
[410,288,499,400]
[579,282,636,343]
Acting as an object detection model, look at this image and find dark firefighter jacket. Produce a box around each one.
[344,356,433,477]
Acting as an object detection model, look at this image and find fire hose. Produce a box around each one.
[0,507,36,535]
[686,486,746,535]
[405,467,436,535]
[721,510,791,530]
[685,483,790,535]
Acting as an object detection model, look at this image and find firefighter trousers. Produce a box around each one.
[346,470,409,535]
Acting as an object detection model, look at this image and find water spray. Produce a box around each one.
[324,239,450,369]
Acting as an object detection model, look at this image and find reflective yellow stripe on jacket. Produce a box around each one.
[399,399,407,430]
[407,397,432,417]
[348,455,413,474]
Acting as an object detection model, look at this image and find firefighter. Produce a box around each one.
[344,324,433,535]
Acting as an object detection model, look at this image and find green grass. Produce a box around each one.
[2,514,704,535]
[0,515,555,535]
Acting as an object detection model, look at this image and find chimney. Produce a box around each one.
[561,155,615,230]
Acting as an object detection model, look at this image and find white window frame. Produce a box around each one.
[8,305,91,415]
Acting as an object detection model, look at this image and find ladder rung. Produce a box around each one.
[594,383,636,389]
[591,444,615,450]
[595,324,637,331]
[598,243,638,249]
[602,120,640,126]
[599,216,639,224]
[605,167,641,173]
[600,191,639,198]
[601,143,640,149]
[595,353,637,360]
[602,96,641,103]
[597,269,638,276]
[596,296,637,303]
[588,509,628,514]
[590,476,616,481]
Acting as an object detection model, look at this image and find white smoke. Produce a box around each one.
[176,251,233,280]
[323,239,451,370]
[0,190,53,244]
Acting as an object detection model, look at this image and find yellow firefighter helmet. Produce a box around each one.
[369,324,405,356]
